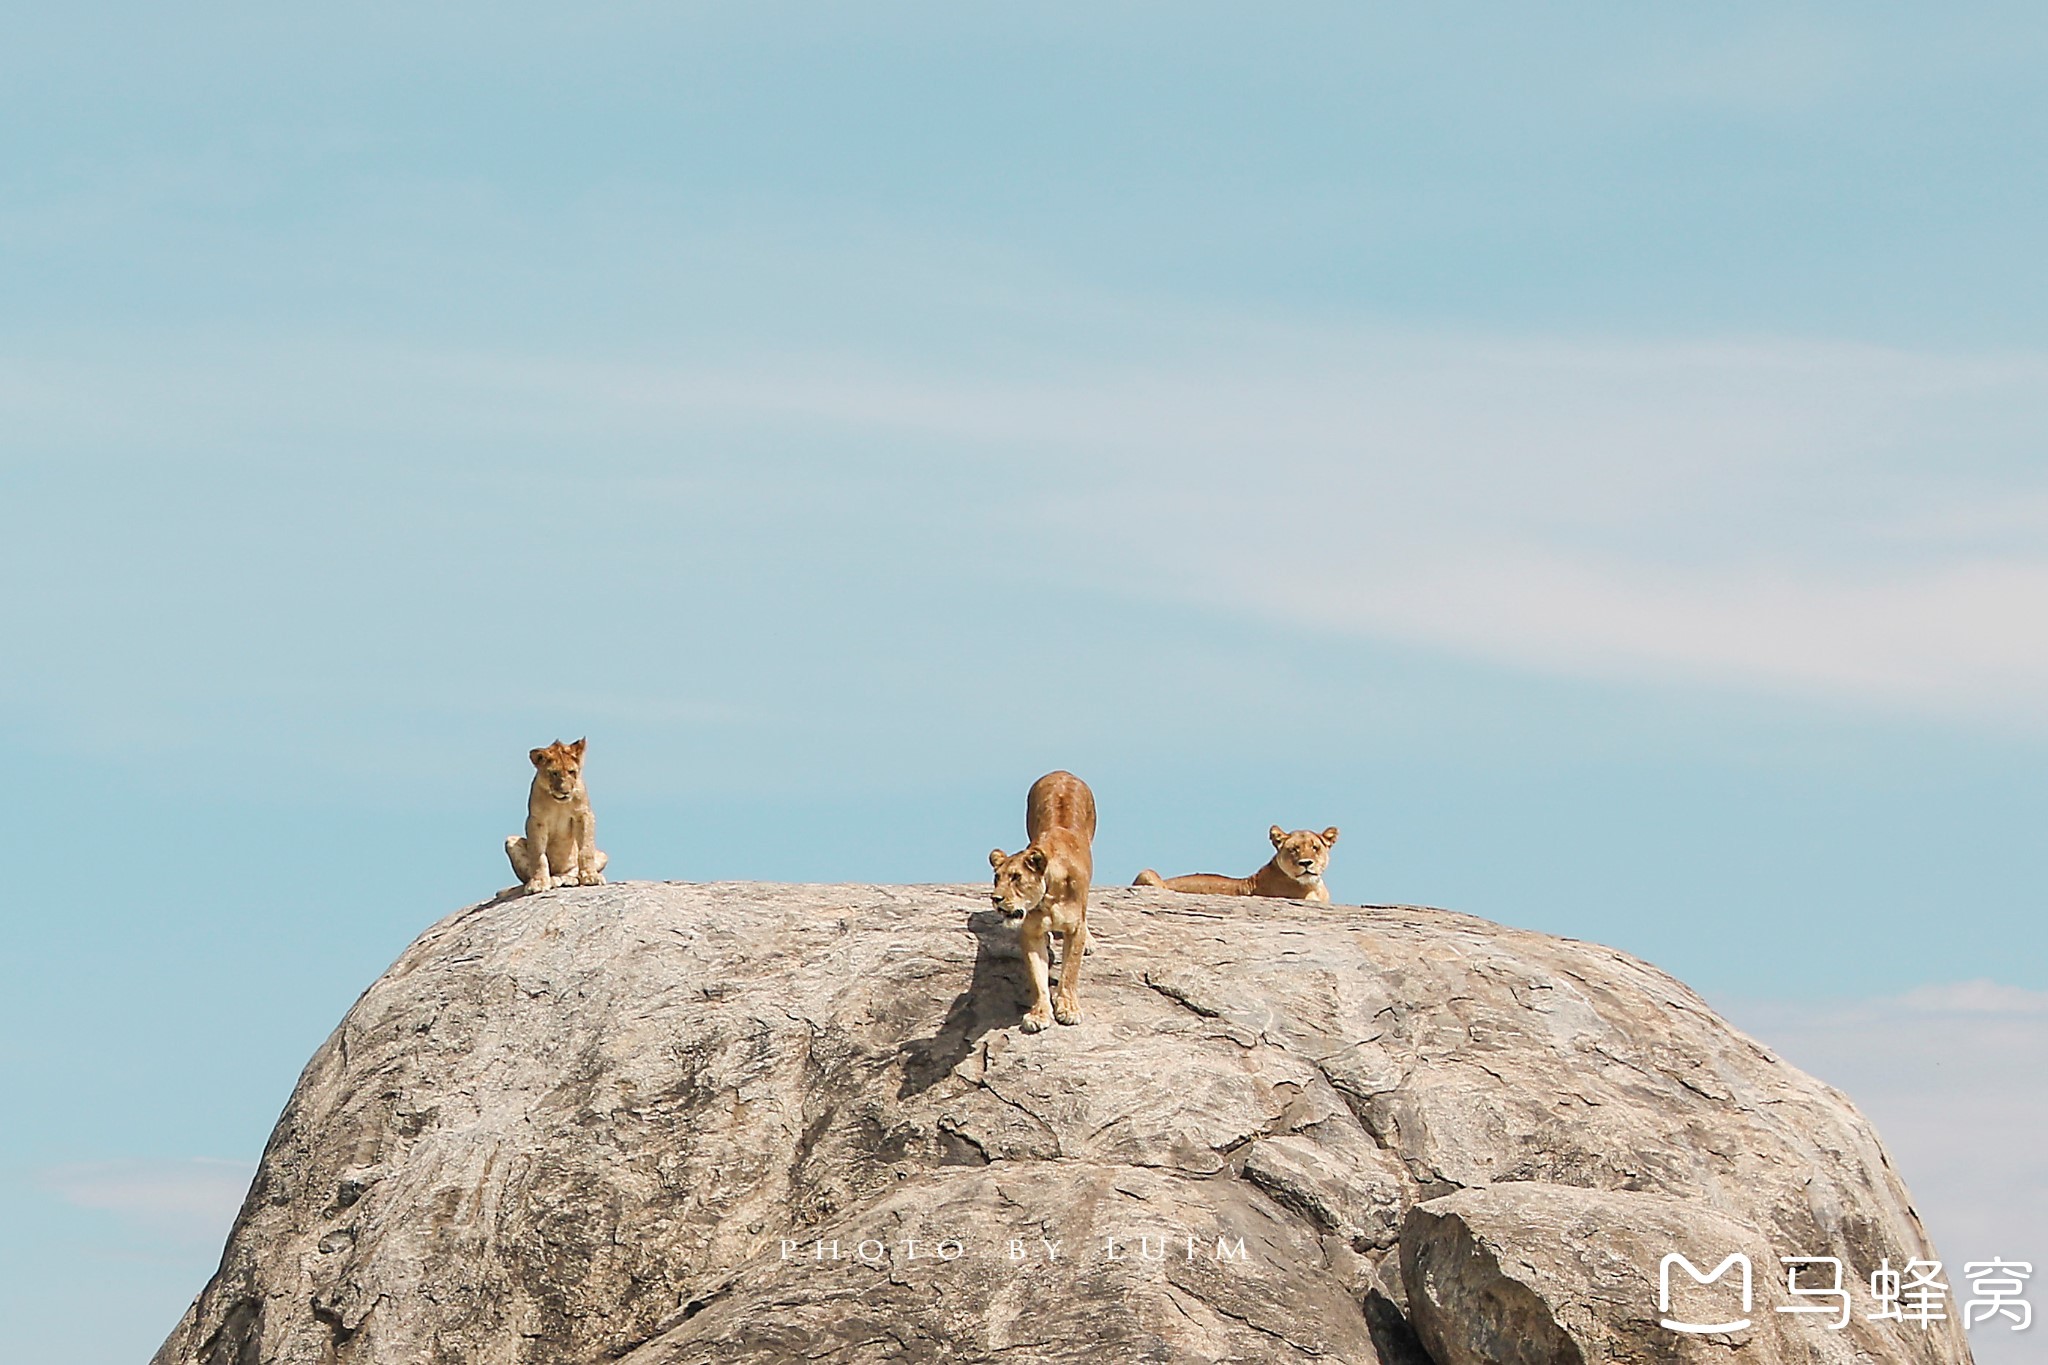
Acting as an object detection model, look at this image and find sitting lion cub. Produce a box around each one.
[1134,825,1339,903]
[988,770,1096,1032]
[505,738,609,894]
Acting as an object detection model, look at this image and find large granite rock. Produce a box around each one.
[155,882,1972,1364]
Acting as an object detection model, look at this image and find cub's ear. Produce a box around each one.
[1023,847,1048,874]
[1321,826,1340,845]
[990,848,1008,868]
[1269,824,1287,847]
[568,737,587,758]
[529,748,548,768]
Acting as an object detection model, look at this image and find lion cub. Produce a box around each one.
[988,770,1096,1032]
[1135,825,1339,903]
[505,738,609,894]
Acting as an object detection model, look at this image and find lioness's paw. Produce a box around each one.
[1020,1010,1052,1033]
[580,870,607,886]
[524,877,551,895]
[1052,995,1080,1026]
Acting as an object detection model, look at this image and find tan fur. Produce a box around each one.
[987,771,1097,1031]
[1134,825,1338,903]
[505,738,609,894]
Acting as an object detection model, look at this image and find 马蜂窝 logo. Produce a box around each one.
[1654,1250,2032,1337]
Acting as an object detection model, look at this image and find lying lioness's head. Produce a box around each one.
[988,845,1050,920]
[529,738,588,800]
[1269,825,1338,882]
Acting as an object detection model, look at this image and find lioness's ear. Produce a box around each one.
[1023,847,1048,874]
[529,748,547,768]
[568,737,587,758]
[1322,827,1340,845]
[990,848,1007,868]
[1269,825,1286,847]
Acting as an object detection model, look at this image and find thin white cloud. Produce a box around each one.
[39,1157,254,1243]
[1232,549,2048,718]
[1896,979,2048,1015]
[1620,15,1865,114]
[9,325,2048,730]
[982,333,2048,729]
[445,337,2048,725]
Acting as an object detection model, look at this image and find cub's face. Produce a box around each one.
[988,846,1050,920]
[529,738,588,800]
[1269,825,1339,883]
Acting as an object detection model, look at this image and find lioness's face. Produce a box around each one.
[530,738,587,800]
[1269,825,1338,882]
[988,846,1049,920]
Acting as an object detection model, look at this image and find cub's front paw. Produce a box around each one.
[524,876,552,895]
[1020,1009,1053,1033]
[578,870,608,886]
[1052,993,1080,1026]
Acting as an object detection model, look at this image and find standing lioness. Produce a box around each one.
[988,770,1096,1031]
[1135,825,1338,903]
[506,738,609,894]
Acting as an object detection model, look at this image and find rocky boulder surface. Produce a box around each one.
[156,882,1972,1364]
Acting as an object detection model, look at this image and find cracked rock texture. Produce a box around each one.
[155,882,1971,1364]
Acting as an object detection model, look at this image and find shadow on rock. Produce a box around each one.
[1364,1289,1435,1365]
[897,910,1033,1098]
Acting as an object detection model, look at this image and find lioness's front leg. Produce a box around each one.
[517,824,554,893]
[574,818,608,885]
[1018,919,1055,1033]
[1052,917,1087,1025]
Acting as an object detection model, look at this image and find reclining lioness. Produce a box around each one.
[505,738,609,894]
[988,770,1096,1031]
[1134,825,1338,903]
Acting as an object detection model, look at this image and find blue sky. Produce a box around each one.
[3,5,2045,1362]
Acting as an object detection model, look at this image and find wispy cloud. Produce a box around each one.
[1896,979,2048,1015]
[9,324,2048,732]
[1620,16,1866,114]
[673,330,2048,729]
[39,1157,254,1243]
